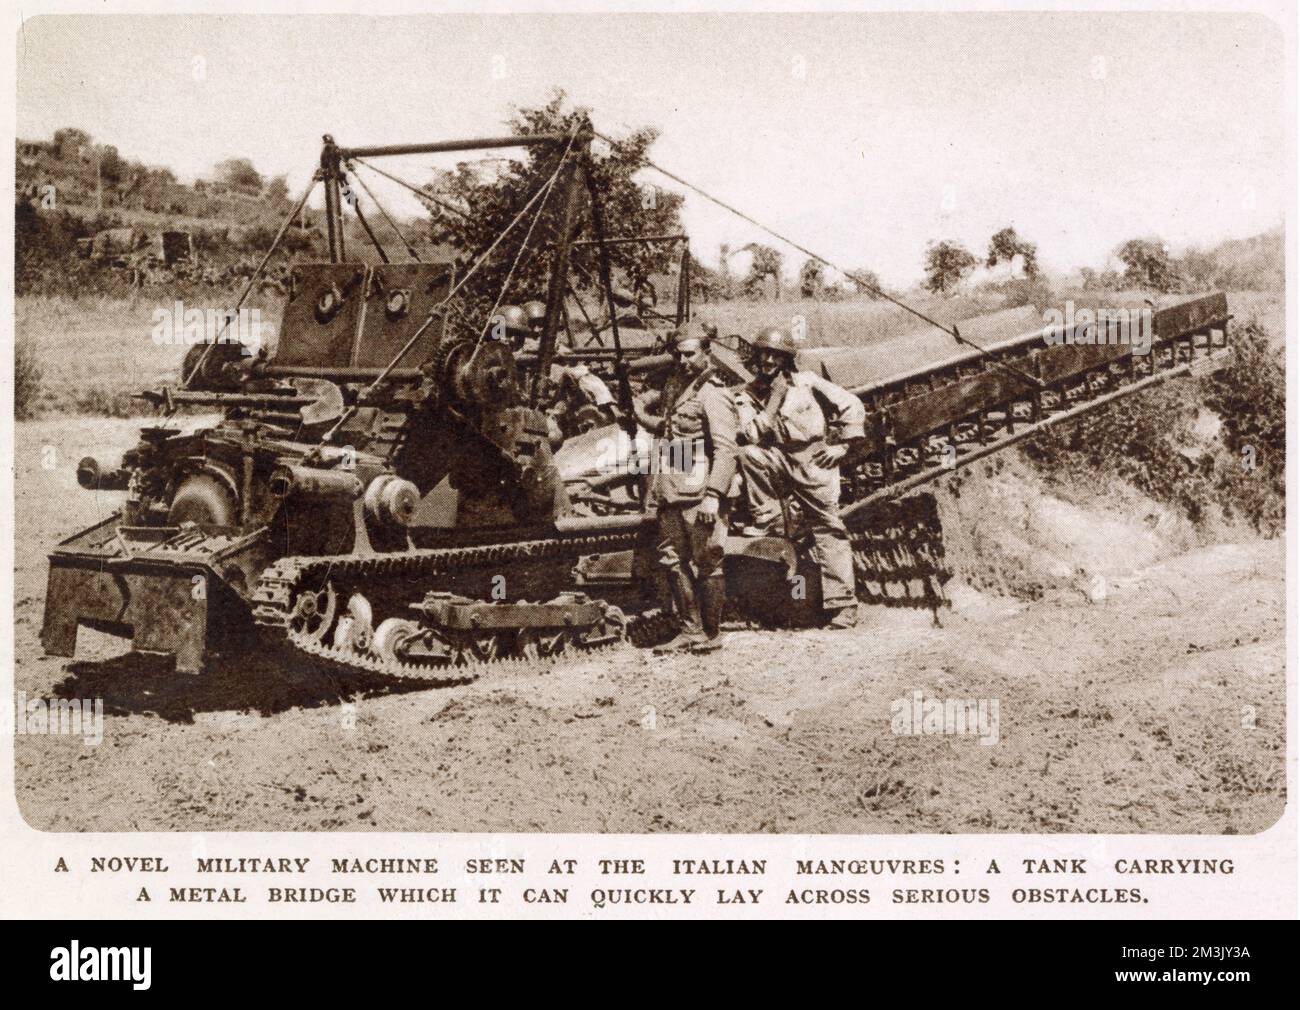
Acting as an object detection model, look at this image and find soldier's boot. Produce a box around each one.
[653,570,707,655]
[691,575,728,653]
[824,603,859,630]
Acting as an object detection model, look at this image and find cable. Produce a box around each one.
[473,169,559,353]
[470,143,569,362]
[180,174,318,392]
[592,131,952,334]
[592,128,1042,388]
[346,163,422,261]
[350,157,471,221]
[320,153,572,444]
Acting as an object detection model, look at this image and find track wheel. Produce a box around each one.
[516,627,571,662]
[289,580,338,643]
[372,617,420,663]
[332,593,374,654]
[450,631,503,667]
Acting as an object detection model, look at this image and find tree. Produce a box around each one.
[52,128,91,162]
[264,174,290,204]
[847,268,883,299]
[923,240,978,294]
[215,157,264,194]
[986,226,1039,279]
[97,145,125,184]
[1177,246,1217,292]
[799,258,823,298]
[426,90,685,331]
[1115,237,1178,292]
[741,243,783,299]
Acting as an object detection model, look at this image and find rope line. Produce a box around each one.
[180,174,318,393]
[320,150,573,443]
[592,129,1041,386]
[470,139,573,361]
[351,157,471,221]
[346,164,423,261]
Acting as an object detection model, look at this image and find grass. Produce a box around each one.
[13,284,1285,419]
[694,289,1011,349]
[14,292,279,418]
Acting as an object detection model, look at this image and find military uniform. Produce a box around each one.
[646,365,739,651]
[739,369,865,615]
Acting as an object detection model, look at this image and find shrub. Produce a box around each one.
[1022,319,1285,536]
[15,335,43,419]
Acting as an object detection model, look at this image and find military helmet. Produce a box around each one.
[752,326,800,356]
[490,305,530,339]
[522,300,548,326]
[669,329,704,356]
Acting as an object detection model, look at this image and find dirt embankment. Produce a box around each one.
[11,416,1286,834]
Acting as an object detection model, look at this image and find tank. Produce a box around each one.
[40,130,1236,681]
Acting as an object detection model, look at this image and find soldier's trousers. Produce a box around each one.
[740,444,856,611]
[657,501,728,636]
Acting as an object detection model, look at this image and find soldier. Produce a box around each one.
[488,304,532,351]
[522,300,548,355]
[737,327,865,629]
[548,345,619,434]
[635,330,739,654]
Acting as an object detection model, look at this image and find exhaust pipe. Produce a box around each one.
[269,464,363,500]
[77,456,131,491]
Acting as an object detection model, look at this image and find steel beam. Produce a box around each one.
[338,134,568,159]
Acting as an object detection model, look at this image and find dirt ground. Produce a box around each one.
[12,416,1286,834]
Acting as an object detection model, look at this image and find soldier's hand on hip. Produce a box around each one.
[695,493,720,523]
[812,443,848,468]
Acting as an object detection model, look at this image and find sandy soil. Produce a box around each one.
[12,416,1286,834]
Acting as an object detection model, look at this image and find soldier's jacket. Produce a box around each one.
[741,370,866,456]
[549,362,614,408]
[643,367,739,506]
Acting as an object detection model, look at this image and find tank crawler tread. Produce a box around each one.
[251,530,641,681]
[38,125,1236,680]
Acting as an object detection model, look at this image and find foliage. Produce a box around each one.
[264,174,290,204]
[847,268,884,299]
[923,240,978,294]
[1115,237,1179,292]
[986,226,1039,279]
[52,128,91,161]
[1202,322,1286,529]
[739,244,783,299]
[97,144,126,183]
[1022,319,1285,536]
[799,258,823,298]
[215,157,265,194]
[15,336,43,420]
[426,90,685,336]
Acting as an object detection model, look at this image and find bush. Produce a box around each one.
[1202,322,1285,532]
[1022,319,1285,536]
[15,336,42,419]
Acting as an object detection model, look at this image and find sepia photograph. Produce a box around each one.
[8,5,1289,851]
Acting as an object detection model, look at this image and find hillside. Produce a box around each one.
[15,129,441,297]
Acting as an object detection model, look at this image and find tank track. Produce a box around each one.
[251,530,641,683]
[250,300,1234,673]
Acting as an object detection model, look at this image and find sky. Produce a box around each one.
[15,10,1289,286]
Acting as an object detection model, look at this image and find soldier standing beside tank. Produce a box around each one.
[737,327,865,630]
[634,330,739,654]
